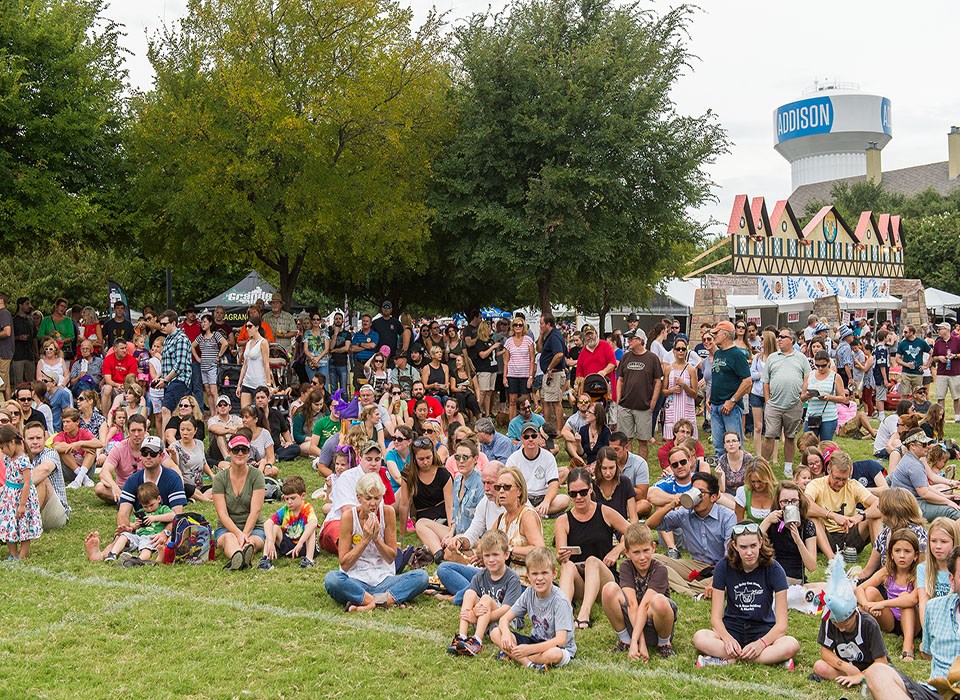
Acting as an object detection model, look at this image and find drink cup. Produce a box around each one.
[783,505,801,524]
[679,487,702,510]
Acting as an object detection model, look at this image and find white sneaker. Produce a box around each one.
[66,479,83,490]
[82,475,95,487]
[783,465,793,479]
[954,415,960,424]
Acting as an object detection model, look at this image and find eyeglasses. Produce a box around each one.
[140,449,161,457]
[732,522,761,536]
[412,437,432,448]
[779,498,801,506]
[454,454,473,462]
[569,487,590,498]
[230,446,250,455]
[521,432,538,440]
[493,484,514,492]
[670,458,688,468]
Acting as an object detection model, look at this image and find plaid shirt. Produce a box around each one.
[161,328,193,384]
[922,592,960,679]
[32,447,69,519]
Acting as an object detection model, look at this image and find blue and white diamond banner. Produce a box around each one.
[759,276,890,301]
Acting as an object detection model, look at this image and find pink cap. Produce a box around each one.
[228,435,250,449]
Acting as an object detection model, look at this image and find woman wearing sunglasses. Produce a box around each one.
[693,521,799,668]
[163,395,206,447]
[491,467,544,587]
[662,334,698,443]
[555,467,630,629]
[363,351,390,398]
[212,434,266,571]
[503,317,535,422]
[302,314,329,383]
[236,318,272,408]
[801,350,845,440]
[396,438,452,566]
[447,440,484,540]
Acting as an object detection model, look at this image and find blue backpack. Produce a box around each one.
[169,512,212,564]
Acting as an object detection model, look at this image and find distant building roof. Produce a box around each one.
[789,160,960,214]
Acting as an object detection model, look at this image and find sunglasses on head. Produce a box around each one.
[569,487,590,498]
[732,522,761,536]
[230,446,250,454]
[493,484,514,492]
[413,437,432,448]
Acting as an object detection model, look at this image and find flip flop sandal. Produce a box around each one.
[575,619,592,629]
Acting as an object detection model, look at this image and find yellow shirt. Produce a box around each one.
[805,476,871,533]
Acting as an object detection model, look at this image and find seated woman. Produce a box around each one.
[253,386,300,463]
[575,402,610,470]
[410,399,430,435]
[384,425,415,495]
[212,434,266,571]
[556,467,630,629]
[448,439,485,542]
[443,426,489,477]
[439,398,465,446]
[735,457,777,524]
[360,404,386,455]
[221,407,277,478]
[657,419,704,470]
[163,394,206,446]
[592,447,638,523]
[435,466,544,604]
[693,521,800,668]
[759,480,817,585]
[381,385,411,431]
[170,416,213,502]
[857,487,928,583]
[799,446,825,479]
[421,418,449,461]
[919,402,946,443]
[836,399,878,440]
[323,472,429,611]
[397,438,453,566]
[109,379,148,429]
[448,355,481,421]
[714,431,751,511]
[291,389,326,457]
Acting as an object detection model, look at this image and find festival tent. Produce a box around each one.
[925,287,960,318]
[198,271,303,323]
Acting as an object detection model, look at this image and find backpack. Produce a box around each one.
[264,476,284,502]
[168,512,212,564]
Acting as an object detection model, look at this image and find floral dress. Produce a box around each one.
[0,454,43,542]
[663,365,697,440]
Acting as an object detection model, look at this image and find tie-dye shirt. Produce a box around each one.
[269,502,318,543]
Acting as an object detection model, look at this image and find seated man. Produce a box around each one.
[475,417,514,464]
[506,396,545,446]
[610,431,651,516]
[95,414,174,505]
[645,471,735,597]
[805,450,881,558]
[647,446,695,508]
[24,420,69,531]
[505,421,569,517]
[560,395,591,457]
[864,545,960,700]
[53,408,103,489]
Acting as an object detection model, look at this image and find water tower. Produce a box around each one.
[773,81,892,191]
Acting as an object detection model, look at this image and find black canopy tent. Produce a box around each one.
[198,271,304,324]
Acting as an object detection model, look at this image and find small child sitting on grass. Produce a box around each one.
[446,530,523,657]
[813,555,890,690]
[259,475,318,570]
[491,546,576,672]
[93,482,174,564]
[601,523,678,660]
[320,448,355,514]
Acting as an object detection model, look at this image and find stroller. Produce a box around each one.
[582,373,611,408]
[269,343,294,415]
[217,363,242,413]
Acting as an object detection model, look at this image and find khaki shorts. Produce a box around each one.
[41,494,68,530]
[764,402,804,439]
[935,374,960,401]
[898,372,923,395]
[0,357,9,394]
[541,371,564,403]
[477,372,497,392]
[618,407,653,441]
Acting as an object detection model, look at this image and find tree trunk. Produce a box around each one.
[256,250,306,311]
[599,305,611,336]
[537,274,553,315]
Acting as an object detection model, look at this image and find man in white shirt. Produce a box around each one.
[505,421,570,516]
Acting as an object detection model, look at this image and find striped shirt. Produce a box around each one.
[195,332,225,369]
[161,328,193,384]
[922,592,960,679]
[505,335,534,378]
[32,447,69,519]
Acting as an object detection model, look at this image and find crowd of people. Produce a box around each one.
[4,295,960,695]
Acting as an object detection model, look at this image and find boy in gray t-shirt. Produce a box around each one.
[447,530,523,657]
[492,547,576,670]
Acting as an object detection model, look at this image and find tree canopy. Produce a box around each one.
[429,0,727,313]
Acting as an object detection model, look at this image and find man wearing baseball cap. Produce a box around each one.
[505,421,569,517]
[887,429,960,521]
[114,434,186,548]
[371,301,403,365]
[614,327,662,460]
[931,321,960,422]
[835,326,855,390]
[707,320,751,455]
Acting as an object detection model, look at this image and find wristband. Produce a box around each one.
[759,638,768,649]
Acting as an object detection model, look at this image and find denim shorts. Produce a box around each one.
[214,526,266,542]
[748,393,765,409]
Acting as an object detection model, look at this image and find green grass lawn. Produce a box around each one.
[1,415,949,700]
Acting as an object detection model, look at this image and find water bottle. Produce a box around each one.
[947,353,952,372]
[223,375,230,387]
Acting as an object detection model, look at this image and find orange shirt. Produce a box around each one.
[237,320,275,345]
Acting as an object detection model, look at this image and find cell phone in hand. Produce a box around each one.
[807,389,820,397]
[558,546,581,555]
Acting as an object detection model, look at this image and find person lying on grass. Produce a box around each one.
[445,529,522,657]
[692,521,800,669]
[600,523,677,661]
[86,482,173,564]
[491,546,576,672]
[323,471,428,612]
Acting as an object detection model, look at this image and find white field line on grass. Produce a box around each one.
[17,565,804,698]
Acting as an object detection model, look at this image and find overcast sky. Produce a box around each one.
[106,0,960,237]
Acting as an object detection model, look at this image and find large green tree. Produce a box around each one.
[128,0,452,306]
[0,0,128,246]
[430,0,727,313]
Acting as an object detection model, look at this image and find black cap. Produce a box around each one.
[627,313,640,322]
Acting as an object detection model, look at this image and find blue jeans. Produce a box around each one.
[328,365,348,396]
[305,363,328,382]
[323,569,429,607]
[191,360,204,407]
[805,418,837,441]
[710,401,744,454]
[436,562,481,606]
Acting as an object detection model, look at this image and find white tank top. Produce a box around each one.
[242,338,268,389]
[343,503,393,586]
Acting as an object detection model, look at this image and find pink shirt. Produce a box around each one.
[443,451,489,478]
[104,438,170,487]
[505,335,534,378]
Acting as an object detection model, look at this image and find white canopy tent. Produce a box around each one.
[925,287,960,316]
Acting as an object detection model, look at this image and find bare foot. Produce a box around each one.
[347,601,376,612]
[84,531,102,561]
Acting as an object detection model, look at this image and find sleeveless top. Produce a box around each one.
[242,338,268,389]
[884,575,915,621]
[343,503,393,586]
[566,503,616,566]
[506,335,534,378]
[594,476,633,523]
[497,505,540,587]
[412,467,450,523]
[426,364,446,393]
